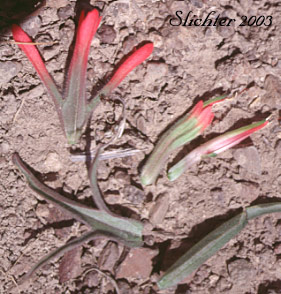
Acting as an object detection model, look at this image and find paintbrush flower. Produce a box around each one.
[140,96,228,186]
[12,23,63,111]
[12,9,153,144]
[168,119,269,181]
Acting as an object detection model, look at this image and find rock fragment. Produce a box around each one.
[0,62,22,87]
[263,74,281,109]
[123,185,145,204]
[233,146,261,175]
[116,248,158,280]
[144,62,168,87]
[98,241,120,273]
[98,25,116,44]
[149,194,169,225]
[228,258,256,287]
[44,151,62,172]
[59,247,82,283]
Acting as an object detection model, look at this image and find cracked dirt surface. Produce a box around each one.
[0,0,281,293]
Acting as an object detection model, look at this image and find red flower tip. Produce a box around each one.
[65,8,102,109]
[12,24,29,43]
[12,24,50,81]
[189,100,204,119]
[104,43,154,94]
[76,9,101,51]
[197,106,214,132]
[206,120,269,155]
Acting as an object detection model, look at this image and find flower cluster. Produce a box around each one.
[12,9,153,144]
[141,95,268,184]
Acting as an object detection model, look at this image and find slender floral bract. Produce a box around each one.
[168,119,268,181]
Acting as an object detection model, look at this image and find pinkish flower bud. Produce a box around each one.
[189,100,204,119]
[205,119,269,156]
[197,106,214,132]
[168,119,269,181]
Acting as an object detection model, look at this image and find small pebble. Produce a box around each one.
[44,152,62,172]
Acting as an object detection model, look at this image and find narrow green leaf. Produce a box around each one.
[140,109,199,186]
[157,212,247,290]
[21,230,97,283]
[88,97,126,212]
[86,94,101,116]
[203,95,228,107]
[246,203,281,220]
[141,100,217,186]
[158,202,281,290]
[12,24,64,109]
[67,205,143,247]
[13,153,143,247]
[170,125,201,149]
[101,43,154,95]
[167,150,201,182]
[13,11,153,145]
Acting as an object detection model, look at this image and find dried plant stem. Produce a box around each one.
[12,97,26,123]
[8,41,57,45]
[0,269,20,294]
[89,96,126,212]
[70,148,144,162]
[89,146,112,213]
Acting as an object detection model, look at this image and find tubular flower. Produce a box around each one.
[141,96,227,186]
[168,119,269,181]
